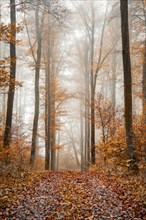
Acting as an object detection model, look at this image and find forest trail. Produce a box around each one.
[0,171,145,220]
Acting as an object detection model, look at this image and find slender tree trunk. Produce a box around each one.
[45,63,50,170]
[86,102,91,168]
[143,39,146,162]
[141,0,146,161]
[85,74,90,170]
[51,88,56,171]
[50,46,56,170]
[30,1,43,167]
[56,117,60,171]
[51,128,56,171]
[45,43,51,170]
[111,49,117,112]
[142,37,146,118]
[2,93,6,130]
[90,8,95,164]
[44,12,52,170]
[84,41,90,170]
[0,1,6,130]
[3,0,16,162]
[120,0,138,171]
[91,91,95,164]
[80,101,85,171]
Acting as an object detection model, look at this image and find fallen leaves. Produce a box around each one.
[0,171,146,219]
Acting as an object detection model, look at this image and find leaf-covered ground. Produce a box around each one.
[0,171,146,219]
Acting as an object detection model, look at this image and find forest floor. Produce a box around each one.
[0,171,146,219]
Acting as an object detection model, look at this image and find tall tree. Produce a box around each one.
[44,23,51,169]
[141,0,146,161]
[90,1,96,165]
[29,0,44,167]
[84,41,90,170]
[120,0,138,171]
[3,0,16,161]
[75,1,120,167]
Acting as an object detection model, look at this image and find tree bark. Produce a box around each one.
[29,1,43,167]
[3,0,16,162]
[120,0,138,171]
[44,12,52,170]
[80,100,85,171]
[111,49,117,112]
[85,43,90,170]
[90,3,95,164]
[141,0,146,161]
[51,83,56,171]
[45,43,51,170]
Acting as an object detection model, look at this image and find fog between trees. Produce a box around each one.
[0,0,145,173]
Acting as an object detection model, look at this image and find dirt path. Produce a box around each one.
[0,171,145,219]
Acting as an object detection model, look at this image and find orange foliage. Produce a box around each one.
[95,94,146,173]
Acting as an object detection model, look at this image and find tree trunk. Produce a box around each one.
[29,1,43,167]
[56,117,60,171]
[80,101,85,171]
[51,88,56,171]
[44,12,52,170]
[90,7,95,164]
[84,40,90,170]
[3,0,16,163]
[142,46,146,117]
[111,49,117,112]
[141,0,146,161]
[45,43,51,170]
[120,0,138,171]
[143,39,146,161]
[91,91,95,164]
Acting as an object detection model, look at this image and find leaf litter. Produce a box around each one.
[0,171,145,219]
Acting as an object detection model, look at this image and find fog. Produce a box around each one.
[0,0,144,171]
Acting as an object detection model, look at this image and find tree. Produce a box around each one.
[3,0,16,163]
[141,0,146,161]
[77,1,119,166]
[120,0,138,171]
[29,0,44,167]
[72,32,90,171]
[23,0,69,169]
[43,2,69,170]
[44,17,51,169]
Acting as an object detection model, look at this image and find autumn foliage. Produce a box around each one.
[94,94,146,174]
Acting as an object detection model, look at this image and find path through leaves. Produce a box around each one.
[0,171,145,219]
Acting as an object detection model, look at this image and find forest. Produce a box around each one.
[0,0,146,219]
